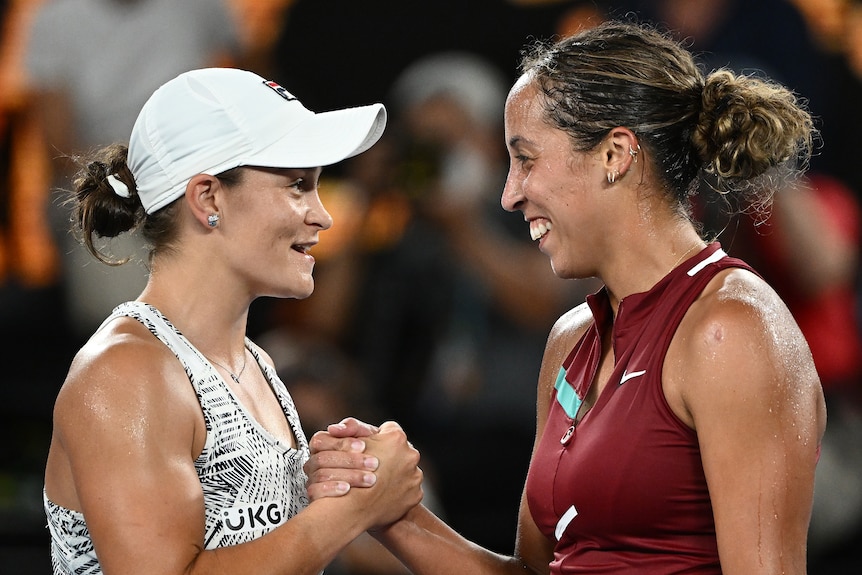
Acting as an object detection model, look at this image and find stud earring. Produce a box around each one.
[629,144,640,162]
[207,214,220,227]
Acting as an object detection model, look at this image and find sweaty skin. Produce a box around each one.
[304,72,826,575]
[45,167,424,575]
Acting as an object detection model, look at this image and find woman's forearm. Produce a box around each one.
[371,505,533,575]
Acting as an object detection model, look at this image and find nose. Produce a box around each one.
[309,193,333,230]
[500,172,524,213]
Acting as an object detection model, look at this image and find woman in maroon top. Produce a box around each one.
[306,20,826,575]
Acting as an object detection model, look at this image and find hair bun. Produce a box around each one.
[694,69,813,181]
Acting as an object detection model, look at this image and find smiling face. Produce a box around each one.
[218,166,332,300]
[501,75,612,280]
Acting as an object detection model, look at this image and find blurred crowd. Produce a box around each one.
[1,1,861,573]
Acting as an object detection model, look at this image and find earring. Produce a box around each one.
[207,213,220,227]
[629,144,640,163]
[607,170,618,184]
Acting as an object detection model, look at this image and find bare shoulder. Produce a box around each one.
[54,316,199,440]
[537,302,594,397]
[526,301,596,443]
[667,268,825,434]
[667,270,826,574]
[546,302,593,363]
[550,301,593,344]
[46,315,205,510]
[681,268,813,374]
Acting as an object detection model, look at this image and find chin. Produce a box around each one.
[550,261,588,282]
[293,286,315,300]
[549,261,572,280]
[279,278,315,300]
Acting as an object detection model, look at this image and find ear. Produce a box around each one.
[185,174,221,229]
[601,127,640,184]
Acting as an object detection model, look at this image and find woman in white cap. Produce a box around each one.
[43,67,422,575]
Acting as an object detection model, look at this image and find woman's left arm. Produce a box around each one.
[667,268,827,575]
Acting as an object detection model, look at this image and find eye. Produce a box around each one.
[513,153,533,168]
[287,170,321,192]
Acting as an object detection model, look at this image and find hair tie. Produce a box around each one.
[107,174,131,198]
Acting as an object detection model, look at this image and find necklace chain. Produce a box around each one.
[670,242,704,274]
[207,351,248,384]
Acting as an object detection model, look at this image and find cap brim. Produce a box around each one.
[246,103,386,169]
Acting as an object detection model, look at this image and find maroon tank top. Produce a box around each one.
[525,243,753,574]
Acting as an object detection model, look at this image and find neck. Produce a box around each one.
[137,269,252,362]
[603,224,706,314]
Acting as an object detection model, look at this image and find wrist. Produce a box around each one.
[368,504,420,540]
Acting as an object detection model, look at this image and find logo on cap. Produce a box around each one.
[262,80,298,102]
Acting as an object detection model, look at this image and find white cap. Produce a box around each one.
[128,67,387,214]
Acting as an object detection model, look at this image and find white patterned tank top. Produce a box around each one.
[44,301,311,574]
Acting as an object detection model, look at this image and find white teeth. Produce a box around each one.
[530,220,552,241]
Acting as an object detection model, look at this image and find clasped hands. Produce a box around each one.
[304,418,424,529]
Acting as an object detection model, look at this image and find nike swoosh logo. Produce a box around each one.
[619,369,646,385]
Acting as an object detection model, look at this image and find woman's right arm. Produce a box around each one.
[305,303,592,575]
[48,323,422,575]
[308,417,550,574]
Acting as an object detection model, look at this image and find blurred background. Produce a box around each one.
[1,0,861,573]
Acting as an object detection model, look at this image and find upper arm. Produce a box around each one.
[514,485,554,575]
[51,326,208,575]
[531,302,592,441]
[514,303,592,574]
[672,270,826,575]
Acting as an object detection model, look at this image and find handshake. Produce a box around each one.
[304,418,424,531]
